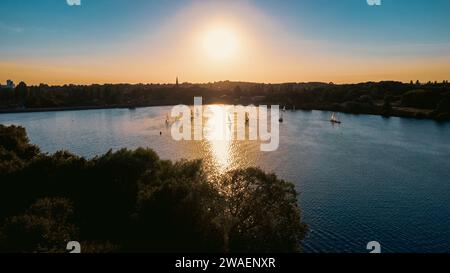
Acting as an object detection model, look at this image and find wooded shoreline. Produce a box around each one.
[1,81,449,121]
[0,102,448,122]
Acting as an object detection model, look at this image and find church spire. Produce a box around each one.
[176,76,179,87]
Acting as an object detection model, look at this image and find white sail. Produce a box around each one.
[330,112,341,123]
[331,113,339,122]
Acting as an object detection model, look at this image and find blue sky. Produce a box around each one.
[1,0,449,84]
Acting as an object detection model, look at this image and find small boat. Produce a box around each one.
[165,115,170,125]
[330,112,341,124]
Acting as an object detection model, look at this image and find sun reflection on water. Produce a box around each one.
[203,105,233,173]
[166,104,259,178]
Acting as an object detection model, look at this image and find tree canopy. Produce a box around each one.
[0,125,307,253]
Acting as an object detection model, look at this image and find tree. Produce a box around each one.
[0,125,39,159]
[14,81,28,103]
[213,168,308,252]
[135,159,222,252]
[233,86,243,98]
[0,198,78,253]
[382,97,393,115]
[437,97,450,113]
[401,89,440,109]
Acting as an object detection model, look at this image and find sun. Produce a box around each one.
[201,26,239,61]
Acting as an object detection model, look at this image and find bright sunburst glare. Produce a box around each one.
[201,26,239,61]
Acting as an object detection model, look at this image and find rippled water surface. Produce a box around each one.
[1,106,450,253]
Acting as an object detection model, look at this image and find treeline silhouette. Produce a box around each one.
[0,125,307,253]
[1,80,450,120]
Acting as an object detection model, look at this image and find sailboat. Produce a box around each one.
[330,112,341,124]
[165,114,170,126]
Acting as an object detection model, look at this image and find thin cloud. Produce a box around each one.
[0,22,24,33]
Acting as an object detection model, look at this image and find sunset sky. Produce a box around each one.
[1,0,450,85]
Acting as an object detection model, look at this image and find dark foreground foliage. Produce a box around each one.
[0,125,307,253]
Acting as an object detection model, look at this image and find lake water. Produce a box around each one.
[1,106,450,253]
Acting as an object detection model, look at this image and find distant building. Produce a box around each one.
[1,80,15,89]
[6,80,15,89]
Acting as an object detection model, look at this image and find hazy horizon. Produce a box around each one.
[3,78,447,87]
